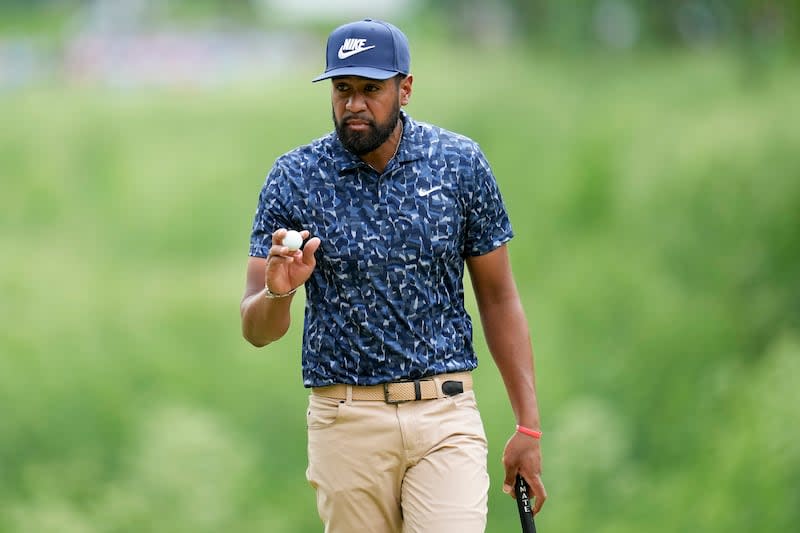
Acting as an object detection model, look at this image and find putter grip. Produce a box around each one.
[515,474,537,533]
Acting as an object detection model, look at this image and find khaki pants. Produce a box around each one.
[306,390,489,533]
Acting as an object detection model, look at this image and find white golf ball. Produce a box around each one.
[282,230,303,251]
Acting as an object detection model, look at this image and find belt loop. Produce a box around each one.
[432,376,443,399]
[346,385,353,405]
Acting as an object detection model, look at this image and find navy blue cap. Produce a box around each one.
[312,19,411,82]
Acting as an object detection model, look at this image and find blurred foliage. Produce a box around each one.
[1,0,798,51]
[434,0,800,46]
[1,9,800,533]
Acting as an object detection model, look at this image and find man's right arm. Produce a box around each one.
[240,256,294,346]
[240,229,321,347]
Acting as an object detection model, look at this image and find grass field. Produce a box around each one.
[1,46,799,532]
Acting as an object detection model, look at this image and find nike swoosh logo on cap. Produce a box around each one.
[338,44,376,59]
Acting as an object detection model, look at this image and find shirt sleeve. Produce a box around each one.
[463,145,514,256]
[249,162,294,258]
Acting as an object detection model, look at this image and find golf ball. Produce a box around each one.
[282,230,303,251]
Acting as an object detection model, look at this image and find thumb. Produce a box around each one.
[302,237,321,266]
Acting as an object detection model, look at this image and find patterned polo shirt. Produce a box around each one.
[249,112,513,387]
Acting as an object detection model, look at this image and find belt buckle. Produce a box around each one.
[383,379,425,404]
[383,382,407,404]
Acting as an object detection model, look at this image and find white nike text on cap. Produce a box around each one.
[338,38,376,59]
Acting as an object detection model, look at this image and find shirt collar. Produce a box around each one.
[333,111,423,175]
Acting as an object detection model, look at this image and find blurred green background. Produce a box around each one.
[1,1,799,532]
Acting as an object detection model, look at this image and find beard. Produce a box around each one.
[333,101,401,156]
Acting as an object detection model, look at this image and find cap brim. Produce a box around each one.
[312,66,401,83]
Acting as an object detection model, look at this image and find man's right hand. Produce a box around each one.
[265,228,322,295]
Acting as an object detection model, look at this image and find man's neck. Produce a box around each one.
[361,119,403,174]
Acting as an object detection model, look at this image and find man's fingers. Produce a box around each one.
[271,229,317,257]
[530,475,547,514]
[269,228,292,259]
[502,468,516,498]
[268,245,300,261]
[271,228,288,245]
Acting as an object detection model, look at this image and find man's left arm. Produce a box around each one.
[466,244,547,514]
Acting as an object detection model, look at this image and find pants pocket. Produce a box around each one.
[306,394,344,429]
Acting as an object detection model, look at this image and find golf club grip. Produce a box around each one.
[515,474,537,533]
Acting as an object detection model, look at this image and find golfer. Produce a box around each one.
[240,18,546,533]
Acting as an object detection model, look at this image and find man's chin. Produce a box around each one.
[340,135,376,155]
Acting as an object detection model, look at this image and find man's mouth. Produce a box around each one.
[344,117,372,131]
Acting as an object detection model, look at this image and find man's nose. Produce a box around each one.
[346,92,366,112]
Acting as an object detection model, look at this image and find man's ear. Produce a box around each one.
[400,75,413,106]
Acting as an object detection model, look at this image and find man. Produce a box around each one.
[240,18,545,533]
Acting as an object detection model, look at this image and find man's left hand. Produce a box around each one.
[501,431,546,514]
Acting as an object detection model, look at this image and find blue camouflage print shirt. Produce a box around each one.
[249,112,513,387]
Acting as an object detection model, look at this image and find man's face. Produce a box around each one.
[331,76,406,156]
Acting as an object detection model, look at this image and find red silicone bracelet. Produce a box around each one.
[516,424,542,439]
